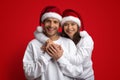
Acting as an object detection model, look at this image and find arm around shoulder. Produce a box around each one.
[34,26,49,43]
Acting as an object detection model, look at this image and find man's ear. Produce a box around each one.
[40,22,45,27]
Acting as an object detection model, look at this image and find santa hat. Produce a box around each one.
[40,6,62,24]
[61,9,82,27]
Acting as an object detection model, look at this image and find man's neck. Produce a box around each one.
[49,34,60,41]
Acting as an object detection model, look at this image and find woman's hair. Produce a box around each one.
[61,26,81,45]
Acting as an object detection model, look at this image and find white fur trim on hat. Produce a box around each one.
[41,12,62,22]
[61,16,81,27]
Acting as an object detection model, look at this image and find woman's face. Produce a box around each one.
[63,21,78,39]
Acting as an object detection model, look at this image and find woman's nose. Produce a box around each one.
[68,25,72,29]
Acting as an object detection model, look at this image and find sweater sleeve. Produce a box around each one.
[56,39,83,78]
[66,33,94,66]
[57,55,83,78]
[23,42,51,80]
[34,30,49,44]
[57,36,94,78]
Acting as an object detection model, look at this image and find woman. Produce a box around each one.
[34,9,94,80]
[61,9,94,80]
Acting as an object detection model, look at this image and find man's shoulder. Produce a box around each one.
[59,37,77,51]
[60,37,74,44]
[28,39,42,45]
[29,39,38,43]
[60,37,71,41]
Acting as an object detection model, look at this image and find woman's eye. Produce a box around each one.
[71,23,75,26]
[64,23,68,26]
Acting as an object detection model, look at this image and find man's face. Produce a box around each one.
[43,18,60,37]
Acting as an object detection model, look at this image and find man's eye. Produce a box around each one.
[54,21,59,24]
[45,20,50,23]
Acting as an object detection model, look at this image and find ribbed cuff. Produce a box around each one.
[57,55,65,63]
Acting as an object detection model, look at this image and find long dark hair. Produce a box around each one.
[61,26,81,45]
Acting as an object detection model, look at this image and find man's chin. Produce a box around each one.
[46,33,55,37]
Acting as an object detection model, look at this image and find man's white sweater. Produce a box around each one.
[23,36,83,80]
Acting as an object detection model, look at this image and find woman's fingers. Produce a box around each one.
[46,48,54,57]
[46,47,55,54]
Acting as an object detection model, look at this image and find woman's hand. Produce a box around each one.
[46,44,63,60]
[41,39,53,51]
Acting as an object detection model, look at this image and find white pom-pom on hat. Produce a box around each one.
[36,26,43,32]
[80,30,88,37]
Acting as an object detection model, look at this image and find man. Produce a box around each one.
[23,6,83,80]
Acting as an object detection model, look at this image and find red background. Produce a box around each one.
[0,0,120,80]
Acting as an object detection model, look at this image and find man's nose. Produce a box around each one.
[50,22,54,27]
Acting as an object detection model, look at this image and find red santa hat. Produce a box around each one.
[61,9,82,27]
[40,6,62,23]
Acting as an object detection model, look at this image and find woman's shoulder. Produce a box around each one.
[80,31,93,41]
[78,31,94,46]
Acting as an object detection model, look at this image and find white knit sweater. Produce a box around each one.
[34,26,94,80]
[23,36,84,80]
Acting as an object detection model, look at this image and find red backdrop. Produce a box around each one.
[0,0,120,80]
